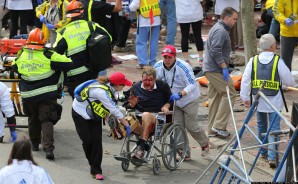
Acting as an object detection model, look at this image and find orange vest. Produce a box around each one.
[139,0,161,18]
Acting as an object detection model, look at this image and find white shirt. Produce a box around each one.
[154,58,200,108]
[240,52,296,112]
[0,160,54,184]
[175,0,203,23]
[7,0,33,10]
[73,82,124,120]
[129,0,160,27]
[214,0,240,15]
[0,82,15,137]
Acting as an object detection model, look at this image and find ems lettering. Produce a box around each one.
[153,4,159,9]
[265,81,278,89]
[141,6,150,12]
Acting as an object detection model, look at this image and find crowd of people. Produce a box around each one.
[0,0,297,182]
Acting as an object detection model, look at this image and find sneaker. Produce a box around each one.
[113,45,130,52]
[92,174,104,180]
[208,130,218,137]
[211,127,230,138]
[133,146,144,159]
[136,64,144,69]
[269,160,277,168]
[201,143,209,157]
[45,151,55,160]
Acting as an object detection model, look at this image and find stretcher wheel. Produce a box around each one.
[161,124,188,171]
[152,158,161,175]
[121,161,129,171]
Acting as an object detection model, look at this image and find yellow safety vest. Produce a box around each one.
[139,0,160,18]
[14,48,65,99]
[251,54,280,96]
[79,84,116,119]
[61,20,91,56]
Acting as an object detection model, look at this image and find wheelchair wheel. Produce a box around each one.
[161,124,188,171]
[126,135,143,167]
[153,158,161,175]
[121,161,130,171]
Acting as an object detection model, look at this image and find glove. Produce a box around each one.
[125,125,131,137]
[46,23,55,30]
[284,18,294,26]
[37,0,43,5]
[10,131,17,142]
[125,6,131,13]
[39,15,46,24]
[169,93,181,102]
[222,68,229,83]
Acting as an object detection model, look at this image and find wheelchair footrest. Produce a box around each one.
[131,157,147,164]
[114,155,129,162]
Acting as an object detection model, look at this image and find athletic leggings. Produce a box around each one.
[179,20,203,52]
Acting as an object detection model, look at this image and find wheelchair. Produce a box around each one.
[114,106,189,175]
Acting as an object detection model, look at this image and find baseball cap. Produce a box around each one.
[161,45,176,57]
[109,72,132,86]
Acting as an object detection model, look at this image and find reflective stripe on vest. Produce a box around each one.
[80,84,114,119]
[22,70,55,81]
[21,73,64,98]
[251,54,280,96]
[66,66,89,77]
[16,49,54,80]
[62,20,90,56]
[88,0,93,21]
[139,0,160,18]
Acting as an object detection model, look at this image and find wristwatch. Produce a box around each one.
[178,92,183,98]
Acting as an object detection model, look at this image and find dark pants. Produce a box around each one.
[115,16,131,47]
[29,0,42,28]
[280,36,298,71]
[179,20,204,52]
[105,13,121,47]
[72,109,103,175]
[23,99,56,152]
[9,10,31,38]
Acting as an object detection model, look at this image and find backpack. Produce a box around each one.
[87,21,112,73]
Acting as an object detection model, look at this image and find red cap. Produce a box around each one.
[161,45,176,57]
[109,72,132,86]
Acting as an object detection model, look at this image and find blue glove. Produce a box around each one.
[10,131,17,142]
[222,68,229,82]
[46,23,55,30]
[284,18,294,26]
[125,125,131,137]
[37,0,43,5]
[39,15,46,24]
[125,6,131,13]
[169,93,181,102]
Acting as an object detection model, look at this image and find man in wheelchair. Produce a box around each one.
[127,66,172,159]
